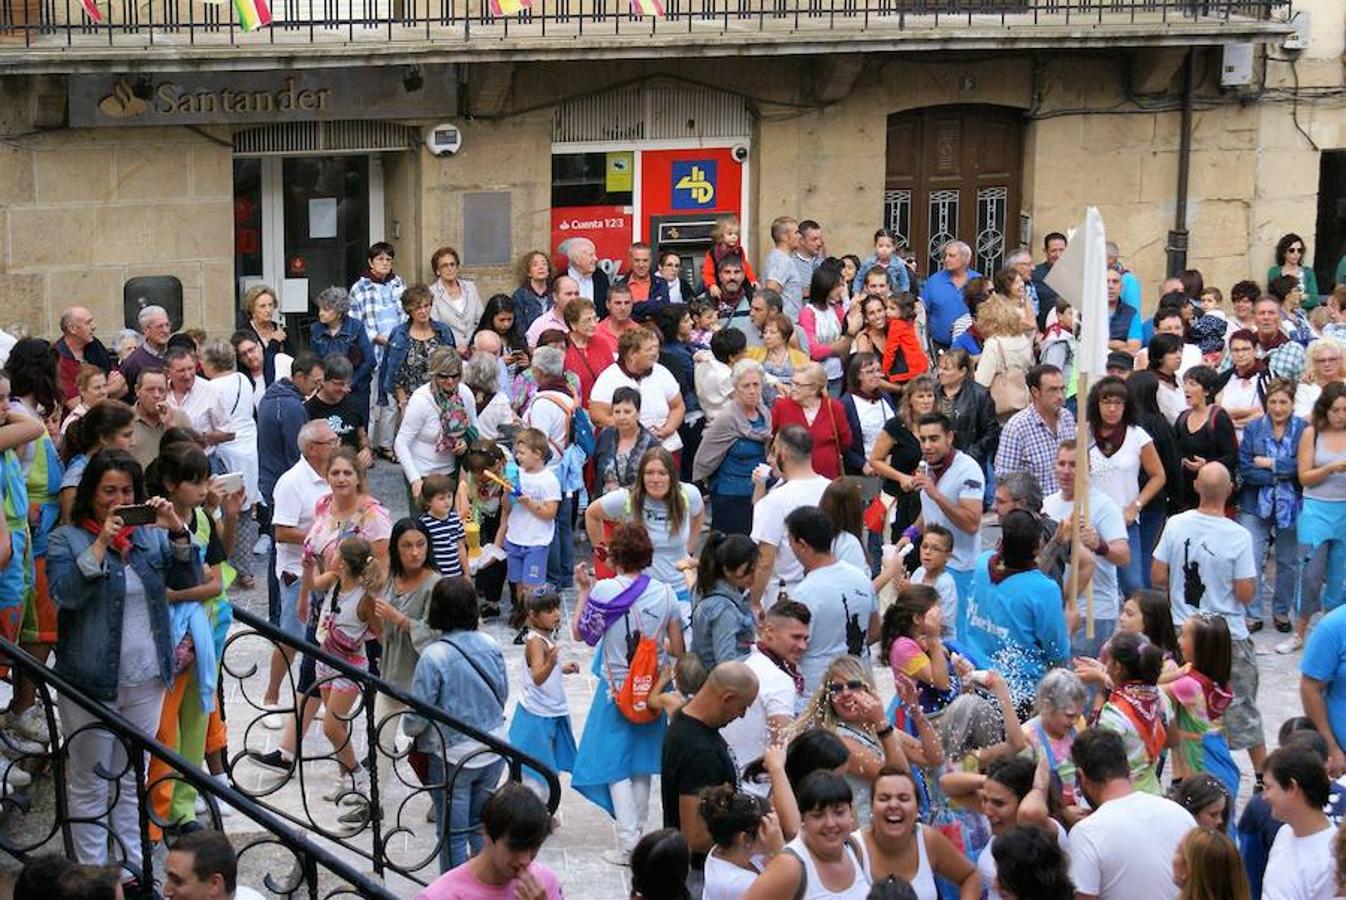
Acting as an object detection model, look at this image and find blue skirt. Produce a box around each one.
[508,706,577,781]
[1299,497,1346,549]
[570,680,668,817]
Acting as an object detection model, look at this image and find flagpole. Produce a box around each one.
[1072,372,1095,640]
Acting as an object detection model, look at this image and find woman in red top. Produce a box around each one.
[771,361,851,480]
[562,297,615,405]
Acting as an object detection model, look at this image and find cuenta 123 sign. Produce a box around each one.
[69,66,457,127]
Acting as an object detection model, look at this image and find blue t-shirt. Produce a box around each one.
[1302,605,1346,751]
[712,417,768,498]
[920,269,979,346]
[963,551,1071,708]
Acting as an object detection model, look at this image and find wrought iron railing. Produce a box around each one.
[218,605,562,889]
[0,637,396,900]
[0,0,1289,50]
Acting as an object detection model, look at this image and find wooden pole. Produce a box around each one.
[1070,372,1095,639]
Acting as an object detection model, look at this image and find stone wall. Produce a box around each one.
[0,118,233,339]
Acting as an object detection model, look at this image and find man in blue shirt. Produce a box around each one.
[964,508,1070,714]
[920,240,978,355]
[1107,240,1142,313]
[1107,269,1142,355]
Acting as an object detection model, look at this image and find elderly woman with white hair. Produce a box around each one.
[693,358,773,536]
[1021,667,1088,812]
[1294,337,1344,420]
[395,347,478,505]
[463,350,516,441]
[199,337,261,586]
[522,344,584,590]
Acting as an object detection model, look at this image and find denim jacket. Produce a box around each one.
[1237,414,1306,509]
[46,524,201,702]
[406,629,508,756]
[308,316,376,395]
[691,579,756,670]
[379,319,455,400]
[851,254,911,296]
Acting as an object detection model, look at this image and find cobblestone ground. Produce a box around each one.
[0,458,1311,897]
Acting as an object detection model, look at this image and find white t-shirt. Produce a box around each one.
[522,390,571,470]
[1263,823,1337,900]
[703,851,761,900]
[832,531,868,575]
[590,363,683,452]
[1067,791,1195,900]
[750,475,831,590]
[1153,509,1257,640]
[850,394,889,458]
[978,819,1069,900]
[720,648,802,779]
[597,485,704,587]
[912,567,958,639]
[1042,488,1128,620]
[1088,425,1153,511]
[271,458,332,578]
[790,560,877,696]
[505,467,562,547]
[919,451,984,571]
[1220,374,1263,439]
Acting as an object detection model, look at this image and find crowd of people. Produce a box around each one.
[1,220,1346,899]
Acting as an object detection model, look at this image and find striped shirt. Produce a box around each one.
[419,512,466,577]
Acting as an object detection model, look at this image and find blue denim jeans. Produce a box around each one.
[546,493,576,590]
[1138,505,1166,590]
[1238,511,1299,620]
[1117,521,1145,599]
[427,755,507,872]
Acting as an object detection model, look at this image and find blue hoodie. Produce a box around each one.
[257,378,308,504]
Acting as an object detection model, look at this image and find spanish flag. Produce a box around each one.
[630,0,663,13]
[489,0,530,15]
[233,0,273,31]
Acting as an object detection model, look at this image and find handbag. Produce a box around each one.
[990,366,1029,417]
[316,583,365,657]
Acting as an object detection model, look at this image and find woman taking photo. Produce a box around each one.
[772,362,850,481]
[563,296,615,406]
[511,250,552,335]
[383,283,456,427]
[868,376,937,544]
[1175,365,1238,510]
[692,360,772,537]
[1238,378,1305,636]
[571,523,685,865]
[428,245,483,349]
[973,298,1034,419]
[239,283,292,385]
[406,576,508,873]
[47,449,200,879]
[857,767,981,899]
[1291,381,1346,652]
[474,294,529,381]
[395,348,478,504]
[744,770,870,900]
[747,313,809,405]
[799,267,853,397]
[1085,376,1166,595]
[841,352,898,478]
[585,446,705,621]
[589,327,685,454]
[935,348,999,480]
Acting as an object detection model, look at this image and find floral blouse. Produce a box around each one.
[393,334,449,399]
[303,493,393,574]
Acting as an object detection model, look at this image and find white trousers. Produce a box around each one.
[58,678,166,870]
[609,775,652,852]
[369,392,397,450]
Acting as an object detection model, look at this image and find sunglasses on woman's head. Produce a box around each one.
[827,680,865,694]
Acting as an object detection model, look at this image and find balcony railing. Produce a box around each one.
[0,0,1288,51]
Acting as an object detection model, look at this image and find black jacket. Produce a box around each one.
[841,392,900,476]
[943,380,1000,467]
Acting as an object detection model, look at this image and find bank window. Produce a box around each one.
[552,152,633,207]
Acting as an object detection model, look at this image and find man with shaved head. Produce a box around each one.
[1152,462,1267,780]
[54,305,123,404]
[661,661,759,888]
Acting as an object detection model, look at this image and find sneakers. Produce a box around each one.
[14,706,50,745]
[249,749,294,774]
[323,765,370,806]
[253,534,272,556]
[337,801,370,827]
[602,848,631,867]
[1276,634,1305,654]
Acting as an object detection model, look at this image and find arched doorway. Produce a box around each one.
[883,105,1024,279]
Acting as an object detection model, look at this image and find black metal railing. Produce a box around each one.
[0,0,1288,50]
[218,605,562,889]
[0,637,396,900]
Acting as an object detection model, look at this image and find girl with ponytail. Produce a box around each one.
[690,530,759,669]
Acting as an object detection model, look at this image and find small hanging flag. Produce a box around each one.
[630,0,664,14]
[489,0,531,15]
[79,0,103,22]
[233,0,273,31]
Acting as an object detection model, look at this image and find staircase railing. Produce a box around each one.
[0,636,397,899]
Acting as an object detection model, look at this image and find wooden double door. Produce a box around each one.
[883,104,1024,280]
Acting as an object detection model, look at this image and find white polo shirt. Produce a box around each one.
[271,457,332,578]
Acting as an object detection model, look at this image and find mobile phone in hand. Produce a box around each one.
[116,504,157,526]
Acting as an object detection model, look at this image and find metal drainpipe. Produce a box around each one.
[1166,48,1197,277]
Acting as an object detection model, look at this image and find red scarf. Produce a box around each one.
[1257,330,1288,352]
[1234,357,1266,379]
[1188,669,1233,721]
[1108,682,1167,762]
[361,268,395,285]
[987,552,1035,585]
[926,449,956,483]
[80,517,137,558]
[1094,422,1127,458]
[756,640,805,695]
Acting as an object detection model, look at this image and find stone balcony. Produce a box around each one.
[0,0,1294,70]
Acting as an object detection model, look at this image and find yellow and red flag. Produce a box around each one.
[233,0,273,31]
[489,0,531,15]
[630,0,663,14]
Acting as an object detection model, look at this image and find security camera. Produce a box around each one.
[731,144,749,163]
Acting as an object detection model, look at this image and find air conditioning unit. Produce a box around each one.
[1283,10,1310,50]
[1221,43,1254,87]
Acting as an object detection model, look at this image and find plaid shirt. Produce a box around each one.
[994,404,1077,495]
[1263,339,1307,384]
[348,274,406,360]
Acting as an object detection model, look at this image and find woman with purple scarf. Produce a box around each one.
[569,522,686,866]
